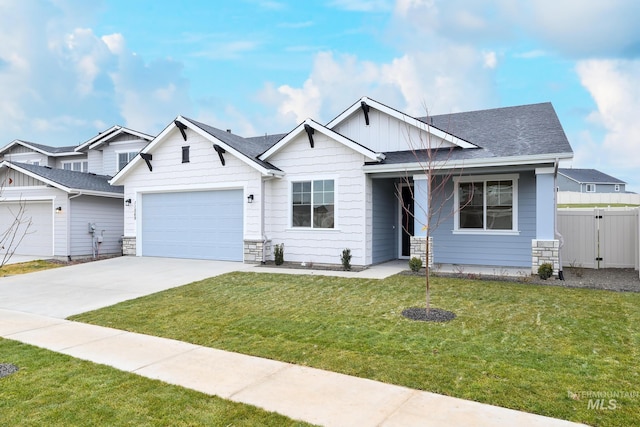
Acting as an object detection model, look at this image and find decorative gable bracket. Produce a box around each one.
[213,144,226,166]
[304,124,315,148]
[360,101,370,125]
[174,120,188,141]
[140,153,153,172]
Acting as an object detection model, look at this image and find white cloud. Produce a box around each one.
[576,59,640,190]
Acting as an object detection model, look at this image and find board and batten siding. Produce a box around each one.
[265,132,368,265]
[332,108,455,153]
[426,171,537,268]
[122,127,263,240]
[69,195,124,257]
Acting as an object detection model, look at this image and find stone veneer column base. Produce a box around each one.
[410,236,433,268]
[244,239,271,264]
[122,236,136,256]
[532,239,560,275]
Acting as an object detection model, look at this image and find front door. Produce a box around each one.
[400,185,414,257]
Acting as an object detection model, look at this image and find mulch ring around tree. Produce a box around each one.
[0,363,19,379]
[402,307,456,322]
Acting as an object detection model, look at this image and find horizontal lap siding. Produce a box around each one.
[265,133,367,265]
[70,196,124,257]
[431,171,536,268]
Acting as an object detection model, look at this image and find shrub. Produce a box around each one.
[538,262,553,280]
[341,248,352,271]
[274,244,284,266]
[408,257,423,272]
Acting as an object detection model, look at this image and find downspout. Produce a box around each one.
[553,160,565,280]
[261,178,267,264]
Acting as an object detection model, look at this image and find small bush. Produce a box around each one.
[341,248,352,271]
[274,244,284,266]
[408,257,423,272]
[538,263,553,280]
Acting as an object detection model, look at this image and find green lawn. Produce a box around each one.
[70,272,640,427]
[0,338,312,426]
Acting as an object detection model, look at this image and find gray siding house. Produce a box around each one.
[558,168,626,193]
[0,127,153,259]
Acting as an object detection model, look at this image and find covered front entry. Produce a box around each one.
[371,178,414,264]
[140,190,244,261]
[0,201,53,257]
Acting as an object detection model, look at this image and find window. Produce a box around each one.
[585,183,596,193]
[455,175,518,233]
[62,161,88,172]
[614,184,620,192]
[182,146,190,163]
[292,180,334,228]
[118,152,137,171]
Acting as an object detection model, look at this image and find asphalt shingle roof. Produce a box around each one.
[558,168,625,184]
[16,141,78,154]
[9,162,122,194]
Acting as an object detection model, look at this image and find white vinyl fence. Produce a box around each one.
[558,191,640,206]
[557,208,639,272]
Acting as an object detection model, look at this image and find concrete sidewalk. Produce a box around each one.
[1,309,587,427]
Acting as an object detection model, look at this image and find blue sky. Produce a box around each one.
[1,0,639,191]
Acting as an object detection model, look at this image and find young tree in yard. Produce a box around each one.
[398,112,472,321]
[0,181,33,268]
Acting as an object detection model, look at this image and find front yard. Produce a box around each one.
[70,272,640,427]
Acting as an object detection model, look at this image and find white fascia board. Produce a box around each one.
[259,118,384,162]
[69,190,123,198]
[1,161,70,193]
[0,140,79,157]
[362,152,575,174]
[75,126,121,151]
[326,96,476,150]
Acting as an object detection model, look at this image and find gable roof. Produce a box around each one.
[75,125,154,152]
[1,161,122,197]
[259,118,385,162]
[0,139,80,157]
[110,116,284,185]
[364,102,573,171]
[558,168,625,185]
[326,96,478,150]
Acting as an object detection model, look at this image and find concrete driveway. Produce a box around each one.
[0,256,252,318]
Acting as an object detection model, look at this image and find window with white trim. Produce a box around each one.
[292,180,334,228]
[585,183,596,193]
[118,152,138,171]
[62,161,88,172]
[454,175,518,232]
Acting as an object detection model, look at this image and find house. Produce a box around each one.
[558,168,626,193]
[0,126,153,259]
[110,97,573,273]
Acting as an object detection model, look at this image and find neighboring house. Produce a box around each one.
[0,127,153,259]
[111,97,573,274]
[558,168,626,193]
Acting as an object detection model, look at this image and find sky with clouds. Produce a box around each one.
[0,0,638,191]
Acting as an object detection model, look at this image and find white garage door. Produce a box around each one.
[141,190,244,261]
[0,201,53,257]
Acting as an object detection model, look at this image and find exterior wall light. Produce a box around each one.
[55,206,62,213]
[125,198,132,206]
[247,194,254,204]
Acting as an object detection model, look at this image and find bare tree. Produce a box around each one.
[398,110,473,317]
[0,180,33,268]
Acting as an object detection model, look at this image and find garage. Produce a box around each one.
[0,201,53,257]
[141,190,244,261]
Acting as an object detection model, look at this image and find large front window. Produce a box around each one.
[455,175,518,233]
[292,180,334,228]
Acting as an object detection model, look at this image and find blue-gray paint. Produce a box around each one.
[141,190,243,261]
[536,171,555,240]
[426,171,537,268]
[371,178,398,263]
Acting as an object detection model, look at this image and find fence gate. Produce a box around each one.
[558,208,639,269]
